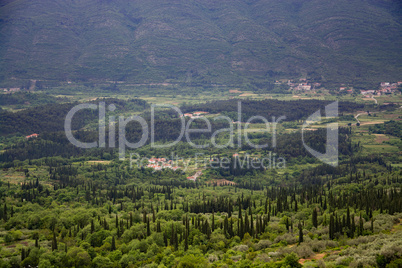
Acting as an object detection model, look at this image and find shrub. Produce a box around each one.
[387,258,402,268]
[177,254,207,268]
[256,253,271,263]
[349,256,376,268]
[283,252,302,268]
[274,233,297,245]
[208,254,218,263]
[335,256,354,266]
[254,240,272,250]
[4,233,13,243]
[380,243,402,260]
[296,244,314,259]
[277,247,293,258]
[309,240,326,252]
[232,245,249,252]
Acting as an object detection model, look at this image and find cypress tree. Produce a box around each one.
[171,224,175,247]
[184,231,188,251]
[111,236,116,251]
[312,208,318,228]
[147,217,151,237]
[3,203,7,222]
[174,228,179,250]
[163,232,168,246]
[212,212,215,232]
[298,222,303,244]
[371,217,374,233]
[329,214,334,240]
[52,232,58,251]
[223,216,228,235]
[255,215,260,237]
[244,211,249,235]
[21,248,26,261]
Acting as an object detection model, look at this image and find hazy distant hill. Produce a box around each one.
[0,0,401,87]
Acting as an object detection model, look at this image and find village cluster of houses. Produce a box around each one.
[145,157,204,182]
[182,111,208,118]
[26,133,39,139]
[146,158,180,171]
[187,171,202,181]
[1,88,21,93]
[286,79,321,91]
[276,78,401,95]
[360,82,402,96]
[339,87,354,94]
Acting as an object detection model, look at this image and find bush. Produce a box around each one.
[274,233,297,245]
[207,254,218,263]
[380,243,402,260]
[349,256,376,268]
[256,253,271,263]
[283,252,302,268]
[232,245,249,252]
[387,258,402,268]
[4,233,13,243]
[309,240,326,252]
[254,240,272,250]
[336,256,354,266]
[177,254,207,267]
[296,244,314,259]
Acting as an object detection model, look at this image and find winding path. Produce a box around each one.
[354,113,365,124]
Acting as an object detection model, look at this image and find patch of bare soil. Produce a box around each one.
[86,160,111,164]
[373,134,389,143]
[299,253,326,264]
[207,179,237,186]
[299,250,340,264]
[359,121,384,126]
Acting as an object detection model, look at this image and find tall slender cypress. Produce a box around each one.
[298,222,303,244]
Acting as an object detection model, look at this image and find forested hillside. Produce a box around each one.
[0,0,401,86]
[0,0,401,265]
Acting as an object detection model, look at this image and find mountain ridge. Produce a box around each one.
[0,0,401,87]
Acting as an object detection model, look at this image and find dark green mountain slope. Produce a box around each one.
[0,0,401,86]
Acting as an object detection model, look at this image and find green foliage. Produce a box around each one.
[0,92,62,107]
[0,0,400,86]
[282,252,302,268]
[369,121,402,138]
[0,92,401,268]
[177,254,207,268]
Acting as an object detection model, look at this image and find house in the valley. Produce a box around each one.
[26,133,39,139]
